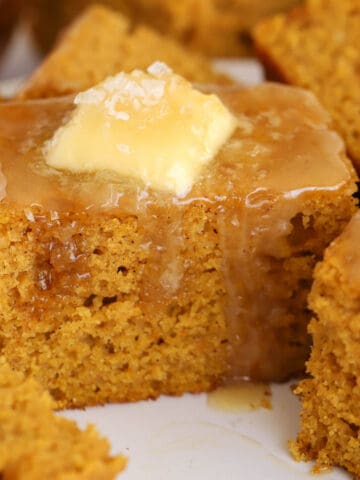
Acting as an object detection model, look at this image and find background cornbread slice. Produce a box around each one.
[18,5,230,100]
[0,83,356,409]
[25,0,302,57]
[0,358,126,479]
[290,212,360,477]
[131,0,303,57]
[253,0,360,172]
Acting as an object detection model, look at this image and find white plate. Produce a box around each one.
[62,384,349,479]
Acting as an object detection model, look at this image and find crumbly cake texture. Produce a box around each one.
[25,0,301,57]
[290,212,360,476]
[0,202,230,408]
[253,0,360,172]
[0,83,357,409]
[18,5,230,100]
[0,358,126,479]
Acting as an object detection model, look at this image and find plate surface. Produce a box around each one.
[62,384,349,479]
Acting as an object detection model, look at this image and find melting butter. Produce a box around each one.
[44,62,237,197]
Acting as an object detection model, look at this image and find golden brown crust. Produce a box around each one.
[19,4,231,100]
[253,0,360,172]
[0,359,126,479]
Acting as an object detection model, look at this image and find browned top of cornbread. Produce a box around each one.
[26,0,302,57]
[253,0,360,172]
[0,83,357,381]
[0,358,126,479]
[18,4,230,100]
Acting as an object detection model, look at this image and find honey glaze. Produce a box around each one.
[207,381,271,413]
[0,84,355,380]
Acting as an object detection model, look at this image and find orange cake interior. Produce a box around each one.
[0,80,356,409]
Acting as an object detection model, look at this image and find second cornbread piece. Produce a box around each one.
[253,0,360,171]
[0,78,357,409]
[290,212,360,477]
[18,4,230,100]
[0,359,126,479]
[25,0,302,58]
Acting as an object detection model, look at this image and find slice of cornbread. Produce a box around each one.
[18,4,230,100]
[253,0,360,172]
[130,0,302,57]
[26,0,302,57]
[0,358,126,479]
[0,81,357,409]
[290,211,360,477]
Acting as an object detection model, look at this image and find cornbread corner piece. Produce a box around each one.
[290,212,360,477]
[0,359,126,479]
[253,0,360,172]
[18,4,231,100]
[0,82,357,410]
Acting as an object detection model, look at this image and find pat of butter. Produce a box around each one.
[45,62,237,197]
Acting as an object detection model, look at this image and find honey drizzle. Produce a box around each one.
[137,200,185,310]
[217,192,314,379]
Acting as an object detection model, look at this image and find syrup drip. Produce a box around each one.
[207,381,271,413]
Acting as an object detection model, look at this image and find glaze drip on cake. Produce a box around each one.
[0,82,356,407]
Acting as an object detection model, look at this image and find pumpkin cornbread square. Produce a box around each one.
[0,359,126,479]
[0,82,357,409]
[18,4,230,100]
[290,212,360,477]
[253,0,360,172]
